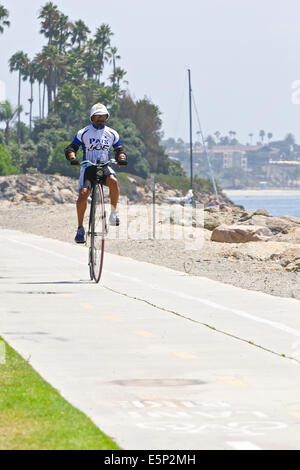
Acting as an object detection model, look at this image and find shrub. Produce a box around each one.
[0,144,18,175]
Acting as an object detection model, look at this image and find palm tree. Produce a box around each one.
[285,133,295,145]
[32,54,47,119]
[23,61,35,133]
[71,19,90,49]
[56,13,73,53]
[94,24,113,82]
[259,129,265,144]
[214,131,221,144]
[0,101,22,145]
[109,66,127,89]
[38,45,67,113]
[8,51,29,142]
[248,133,254,145]
[205,135,216,149]
[267,132,273,144]
[109,46,120,89]
[82,39,98,79]
[38,2,60,45]
[0,4,9,34]
[228,130,236,142]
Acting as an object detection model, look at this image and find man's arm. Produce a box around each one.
[64,143,80,165]
[114,146,128,166]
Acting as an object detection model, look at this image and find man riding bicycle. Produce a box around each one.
[64,103,127,243]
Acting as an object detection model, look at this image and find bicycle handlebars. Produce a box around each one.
[80,159,117,168]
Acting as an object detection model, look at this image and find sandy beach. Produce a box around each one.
[225,189,300,197]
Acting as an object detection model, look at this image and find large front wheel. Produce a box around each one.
[90,184,106,283]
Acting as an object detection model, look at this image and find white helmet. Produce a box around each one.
[90,103,110,121]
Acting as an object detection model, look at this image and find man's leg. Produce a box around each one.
[105,175,120,210]
[77,188,90,228]
[105,175,120,225]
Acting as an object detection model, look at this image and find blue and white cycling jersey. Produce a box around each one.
[72,123,121,164]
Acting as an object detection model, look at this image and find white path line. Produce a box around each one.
[227,441,262,450]
[3,234,300,340]
[108,271,300,339]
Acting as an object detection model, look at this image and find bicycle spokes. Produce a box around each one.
[90,184,105,283]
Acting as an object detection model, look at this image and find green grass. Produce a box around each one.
[156,173,216,194]
[117,172,132,188]
[0,338,120,450]
[156,174,190,192]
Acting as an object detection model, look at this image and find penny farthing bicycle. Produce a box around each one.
[80,159,117,283]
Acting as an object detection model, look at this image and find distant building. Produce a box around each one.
[167,145,268,170]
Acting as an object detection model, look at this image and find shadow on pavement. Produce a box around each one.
[19,280,91,285]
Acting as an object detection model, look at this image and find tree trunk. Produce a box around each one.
[47,82,52,115]
[5,122,9,145]
[29,81,33,134]
[42,82,46,119]
[113,55,116,90]
[39,82,41,119]
[17,70,21,143]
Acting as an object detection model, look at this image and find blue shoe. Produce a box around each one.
[75,226,85,243]
[109,211,120,226]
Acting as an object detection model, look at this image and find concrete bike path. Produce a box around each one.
[1,228,300,450]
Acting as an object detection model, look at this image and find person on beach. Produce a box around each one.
[64,103,127,243]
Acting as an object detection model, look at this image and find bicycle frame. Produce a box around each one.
[80,159,116,283]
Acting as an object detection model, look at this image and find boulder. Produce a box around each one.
[204,214,222,231]
[254,208,270,216]
[21,194,54,205]
[281,215,300,225]
[238,210,256,222]
[285,259,300,272]
[265,217,292,234]
[239,214,293,234]
[211,224,273,243]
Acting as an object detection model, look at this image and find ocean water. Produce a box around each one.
[228,195,300,219]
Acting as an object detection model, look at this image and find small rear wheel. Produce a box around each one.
[90,184,105,283]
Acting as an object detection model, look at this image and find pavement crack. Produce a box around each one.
[103,284,300,365]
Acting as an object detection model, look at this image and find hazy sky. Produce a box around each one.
[1,0,300,143]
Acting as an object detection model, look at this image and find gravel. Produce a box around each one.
[1,201,300,301]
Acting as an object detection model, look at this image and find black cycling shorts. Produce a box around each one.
[78,165,117,190]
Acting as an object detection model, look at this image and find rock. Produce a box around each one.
[11,194,23,204]
[280,258,291,268]
[0,181,9,192]
[204,215,222,231]
[265,217,292,234]
[239,214,293,235]
[204,206,219,213]
[21,194,54,205]
[285,259,300,272]
[219,204,232,212]
[127,177,137,184]
[238,210,256,222]
[60,188,75,202]
[0,189,17,199]
[243,214,269,227]
[30,185,41,193]
[211,224,273,243]
[281,215,300,225]
[254,208,270,216]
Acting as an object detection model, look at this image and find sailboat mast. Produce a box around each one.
[188,69,193,190]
